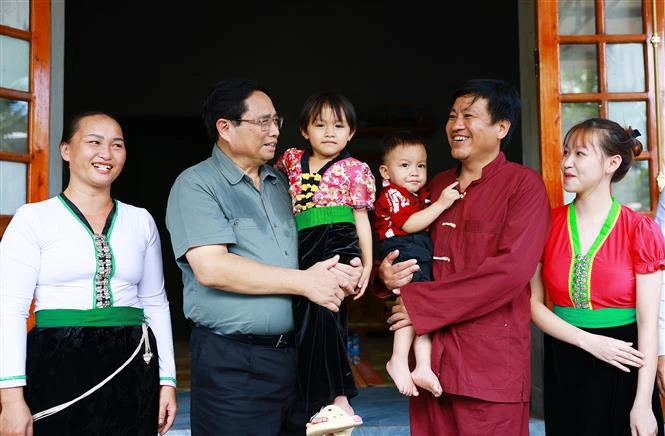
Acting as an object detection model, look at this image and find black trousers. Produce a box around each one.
[376,231,434,282]
[189,326,301,436]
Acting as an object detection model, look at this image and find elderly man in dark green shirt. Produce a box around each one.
[166,79,362,436]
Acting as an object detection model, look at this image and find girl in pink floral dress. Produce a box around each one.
[275,92,375,434]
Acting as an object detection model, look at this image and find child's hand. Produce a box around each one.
[434,181,463,209]
[353,266,372,300]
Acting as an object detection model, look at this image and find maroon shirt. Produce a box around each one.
[395,153,551,415]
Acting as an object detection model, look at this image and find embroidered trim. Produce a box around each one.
[93,234,112,308]
[57,194,118,307]
[567,198,621,309]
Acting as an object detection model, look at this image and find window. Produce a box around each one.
[538,0,664,213]
[0,0,50,237]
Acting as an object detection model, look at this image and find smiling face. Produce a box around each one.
[379,144,428,193]
[60,114,126,191]
[445,95,509,165]
[301,105,354,161]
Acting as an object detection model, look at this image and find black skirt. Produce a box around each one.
[24,325,160,436]
[294,221,360,415]
[544,322,663,436]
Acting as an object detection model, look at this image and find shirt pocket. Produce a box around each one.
[462,219,502,266]
[230,218,263,256]
[454,317,516,391]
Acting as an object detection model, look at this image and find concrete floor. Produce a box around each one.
[169,388,546,436]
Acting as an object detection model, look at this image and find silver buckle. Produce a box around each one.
[275,334,285,348]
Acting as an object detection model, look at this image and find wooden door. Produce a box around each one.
[0,0,50,238]
[537,0,664,213]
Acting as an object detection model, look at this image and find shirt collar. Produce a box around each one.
[385,182,429,199]
[454,151,506,183]
[211,144,278,186]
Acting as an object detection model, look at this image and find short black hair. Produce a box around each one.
[299,92,357,133]
[379,130,426,164]
[202,79,270,141]
[452,79,521,149]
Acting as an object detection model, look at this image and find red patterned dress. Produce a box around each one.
[541,199,665,436]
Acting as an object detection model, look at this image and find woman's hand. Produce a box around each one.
[0,388,33,436]
[157,385,178,435]
[579,332,645,372]
[629,403,657,436]
[378,250,419,291]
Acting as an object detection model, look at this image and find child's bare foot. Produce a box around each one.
[386,358,419,396]
[332,396,358,418]
[307,396,362,426]
[411,365,442,397]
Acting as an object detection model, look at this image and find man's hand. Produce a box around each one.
[387,296,412,331]
[304,256,345,311]
[378,250,419,291]
[331,256,363,297]
[157,386,178,435]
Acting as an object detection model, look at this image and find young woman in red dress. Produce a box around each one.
[531,118,665,436]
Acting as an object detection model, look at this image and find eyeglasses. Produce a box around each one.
[232,115,284,131]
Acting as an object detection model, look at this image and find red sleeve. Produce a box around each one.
[401,170,552,335]
[631,215,665,274]
[371,189,396,299]
[274,151,288,174]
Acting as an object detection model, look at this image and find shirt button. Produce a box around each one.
[284,250,288,256]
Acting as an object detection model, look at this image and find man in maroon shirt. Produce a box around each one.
[376,79,551,435]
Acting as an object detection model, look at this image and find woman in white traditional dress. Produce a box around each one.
[0,112,178,435]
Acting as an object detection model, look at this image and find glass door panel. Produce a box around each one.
[0,1,29,30]
[559,0,596,35]
[0,35,30,91]
[608,101,648,150]
[607,43,646,92]
[612,160,651,211]
[0,161,27,214]
[560,44,598,93]
[561,102,600,138]
[0,98,29,153]
[605,0,644,34]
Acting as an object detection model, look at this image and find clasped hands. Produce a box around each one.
[305,256,364,312]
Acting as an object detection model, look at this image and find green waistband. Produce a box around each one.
[294,205,355,231]
[35,307,145,327]
[553,305,636,328]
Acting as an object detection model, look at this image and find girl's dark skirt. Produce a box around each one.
[544,322,663,436]
[295,221,360,415]
[24,325,160,436]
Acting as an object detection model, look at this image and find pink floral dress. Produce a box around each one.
[274,146,376,414]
